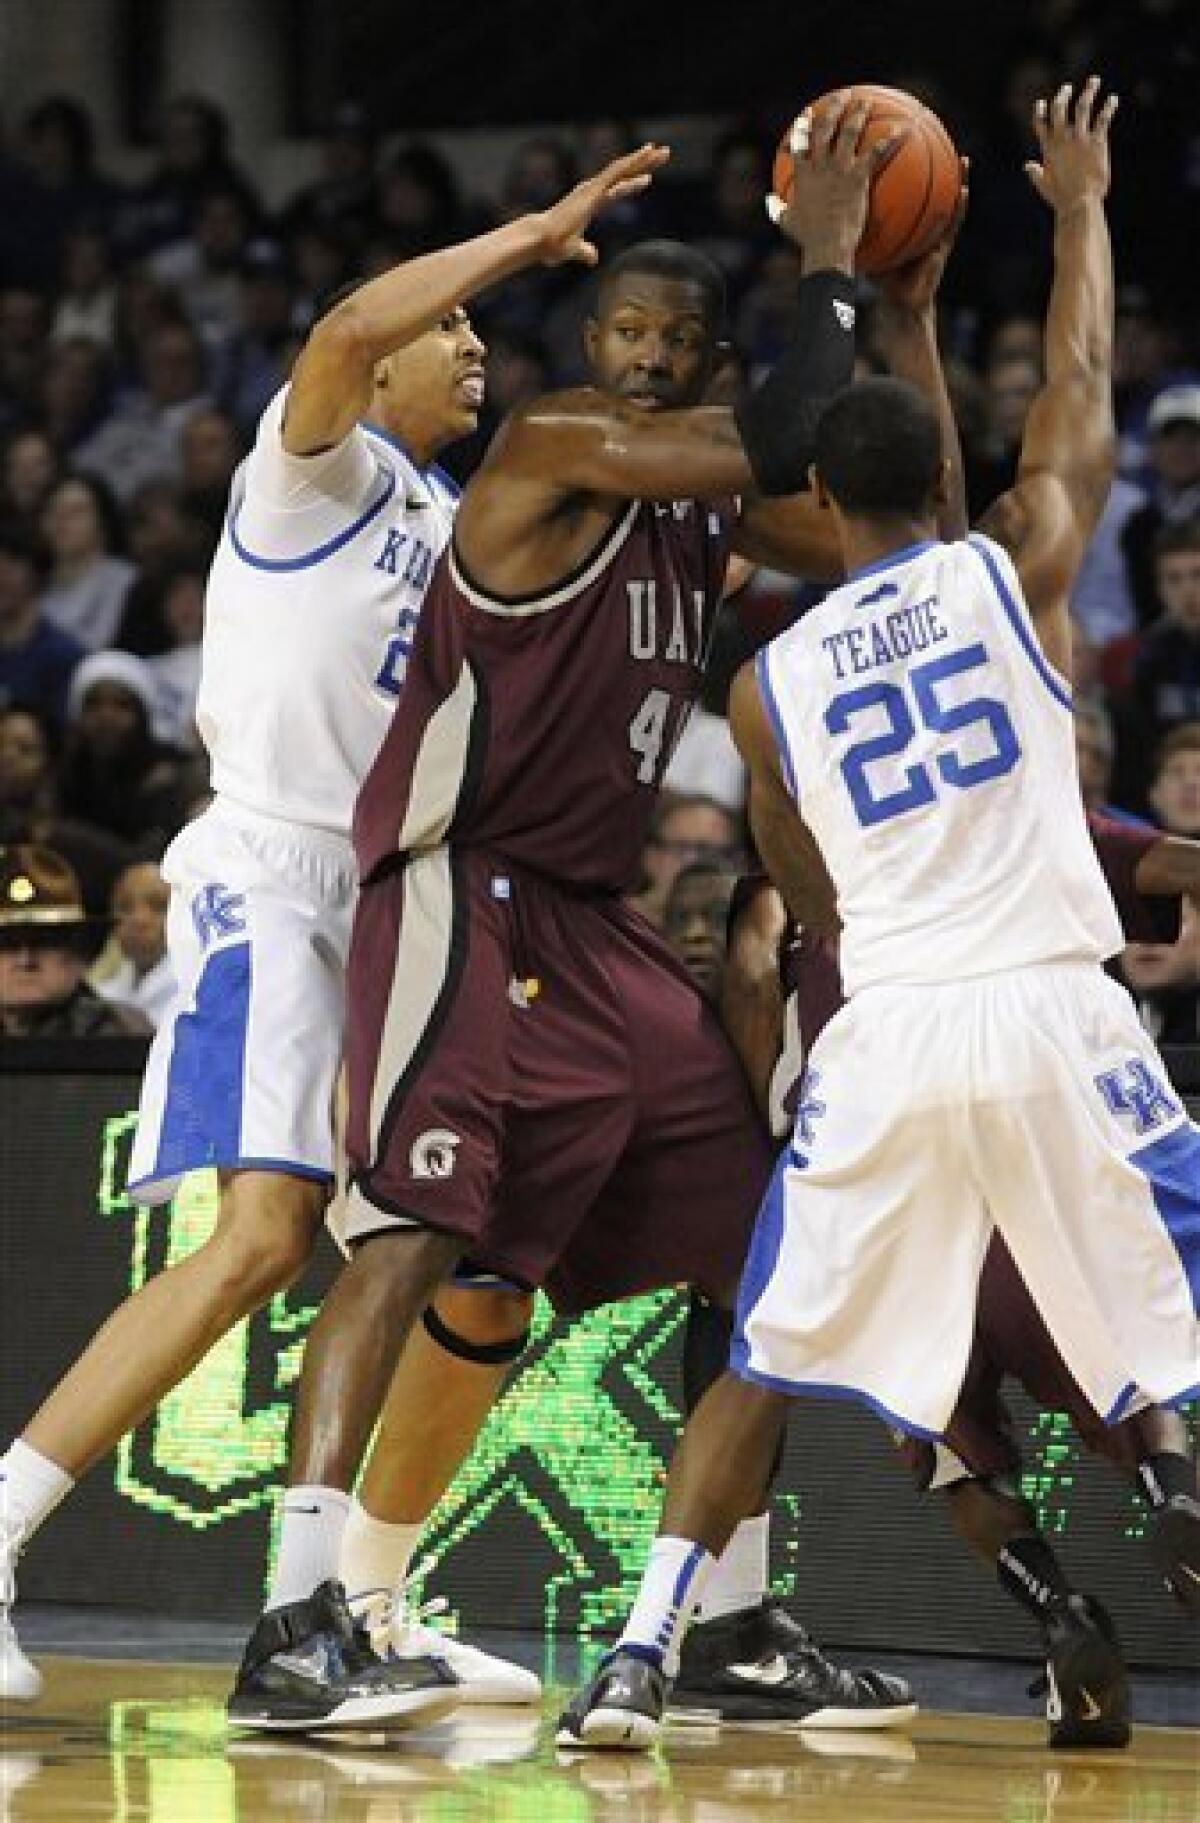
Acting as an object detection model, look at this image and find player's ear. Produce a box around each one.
[373,358,390,391]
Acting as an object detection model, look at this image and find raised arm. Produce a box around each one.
[978,78,1118,672]
[731,184,970,581]
[1136,833,1200,902]
[728,661,840,935]
[281,145,668,456]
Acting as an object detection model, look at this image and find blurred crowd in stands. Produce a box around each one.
[1,44,1197,1041]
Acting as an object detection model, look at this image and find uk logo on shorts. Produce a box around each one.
[191,882,246,949]
[1094,1058,1179,1135]
[789,1068,828,1169]
[410,1127,461,1179]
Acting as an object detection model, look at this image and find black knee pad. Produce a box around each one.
[422,1304,529,1366]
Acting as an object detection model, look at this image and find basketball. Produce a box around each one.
[770,84,962,275]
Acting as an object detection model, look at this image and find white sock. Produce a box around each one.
[0,1442,74,1544]
[618,1535,717,1675]
[697,1513,770,1621]
[340,1500,424,1601]
[266,1487,351,1611]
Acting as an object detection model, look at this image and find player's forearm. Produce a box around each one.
[734,269,858,496]
[1043,197,1113,385]
[876,304,967,539]
[720,960,785,1124]
[330,217,546,366]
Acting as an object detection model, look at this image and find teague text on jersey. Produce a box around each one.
[822,594,949,682]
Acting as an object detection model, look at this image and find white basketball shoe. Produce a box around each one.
[1,1526,41,1702]
[350,1568,541,1706]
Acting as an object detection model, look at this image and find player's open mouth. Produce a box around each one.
[625,389,669,410]
[457,373,485,406]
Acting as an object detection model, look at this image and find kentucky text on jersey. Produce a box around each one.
[821,594,949,680]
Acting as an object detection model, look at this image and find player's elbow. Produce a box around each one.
[308,301,375,378]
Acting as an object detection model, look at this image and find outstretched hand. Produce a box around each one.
[1025,75,1118,212]
[874,159,969,315]
[532,144,670,268]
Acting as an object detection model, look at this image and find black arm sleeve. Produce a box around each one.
[734,269,858,497]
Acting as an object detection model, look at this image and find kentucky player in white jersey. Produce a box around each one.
[562,80,1199,1754]
[0,144,668,1725]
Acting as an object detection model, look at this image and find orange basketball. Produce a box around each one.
[770,84,962,276]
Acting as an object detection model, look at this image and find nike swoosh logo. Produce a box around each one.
[727,1654,791,1686]
[1178,1563,1200,1585]
[1079,1689,1102,1721]
[286,1505,322,1516]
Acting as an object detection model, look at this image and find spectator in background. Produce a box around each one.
[0,288,50,431]
[632,792,745,930]
[211,245,295,439]
[37,336,112,458]
[121,94,259,257]
[661,859,737,1003]
[690,128,775,310]
[1073,695,1122,817]
[94,859,175,1029]
[977,350,1041,498]
[281,101,378,256]
[1125,521,1200,754]
[59,650,186,847]
[0,702,130,917]
[75,319,211,502]
[0,98,120,291]
[1119,724,1200,1043]
[1148,723,1200,842]
[114,481,213,655]
[377,142,465,259]
[1121,385,1200,626]
[178,408,241,539]
[0,430,60,529]
[38,473,136,651]
[0,843,148,1037]
[1069,470,1147,651]
[1112,287,1194,485]
[144,568,204,750]
[0,523,82,725]
[287,221,349,330]
[149,184,256,353]
[51,225,118,349]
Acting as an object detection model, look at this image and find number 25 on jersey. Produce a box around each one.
[827,642,1021,828]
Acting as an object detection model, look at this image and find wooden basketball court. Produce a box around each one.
[2,1656,1196,1821]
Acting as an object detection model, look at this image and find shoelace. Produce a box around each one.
[359,1556,452,1642]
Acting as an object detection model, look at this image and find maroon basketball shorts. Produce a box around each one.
[899,1235,1146,1490]
[341,847,771,1314]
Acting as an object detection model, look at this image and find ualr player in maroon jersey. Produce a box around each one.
[229,97,966,1731]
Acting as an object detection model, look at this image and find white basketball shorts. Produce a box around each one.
[732,960,1200,1438]
[128,800,357,1204]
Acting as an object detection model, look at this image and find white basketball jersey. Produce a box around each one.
[196,387,458,834]
[757,534,1122,995]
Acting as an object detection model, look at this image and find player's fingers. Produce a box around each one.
[811,92,849,158]
[1049,82,1072,133]
[603,173,655,203]
[865,124,906,172]
[1096,91,1119,137]
[1074,74,1101,135]
[948,159,970,233]
[1031,97,1049,152]
[788,110,813,158]
[1023,160,1048,202]
[596,144,669,190]
[567,237,600,267]
[835,99,873,163]
[765,192,785,225]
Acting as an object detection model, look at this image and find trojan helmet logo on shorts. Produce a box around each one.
[410,1128,462,1178]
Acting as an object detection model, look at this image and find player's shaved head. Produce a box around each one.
[815,377,942,517]
[596,240,726,332]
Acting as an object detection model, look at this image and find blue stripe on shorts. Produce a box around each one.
[1127,1119,1200,1313]
[152,941,252,1181]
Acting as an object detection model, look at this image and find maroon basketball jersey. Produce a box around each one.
[354,498,736,892]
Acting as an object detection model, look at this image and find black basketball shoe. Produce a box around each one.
[1150,1492,1200,1615]
[670,1601,917,1730]
[1033,1594,1130,1750]
[556,1649,669,1751]
[227,1580,461,1733]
